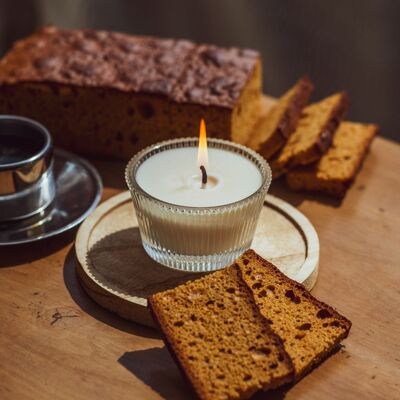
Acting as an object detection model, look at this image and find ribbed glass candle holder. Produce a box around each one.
[125,138,271,272]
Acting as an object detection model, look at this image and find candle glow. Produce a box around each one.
[197,119,208,170]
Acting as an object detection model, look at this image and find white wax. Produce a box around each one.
[136,147,262,207]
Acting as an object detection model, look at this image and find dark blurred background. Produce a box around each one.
[0,0,399,141]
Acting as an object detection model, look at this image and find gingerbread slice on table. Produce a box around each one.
[148,265,293,400]
[236,249,352,379]
[286,121,378,197]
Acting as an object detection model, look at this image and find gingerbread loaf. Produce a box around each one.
[149,265,293,400]
[0,26,262,159]
[286,121,378,197]
[270,92,349,177]
[247,76,314,160]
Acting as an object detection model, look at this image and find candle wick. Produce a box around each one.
[200,165,208,186]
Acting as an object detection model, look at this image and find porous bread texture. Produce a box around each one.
[271,92,349,177]
[0,83,242,159]
[148,265,293,400]
[286,122,378,197]
[247,76,314,160]
[236,249,352,379]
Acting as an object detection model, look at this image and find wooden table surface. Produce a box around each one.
[1,137,399,400]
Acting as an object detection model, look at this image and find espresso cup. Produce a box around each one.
[0,115,55,222]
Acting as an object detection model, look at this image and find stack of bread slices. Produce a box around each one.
[149,250,351,400]
[247,77,378,198]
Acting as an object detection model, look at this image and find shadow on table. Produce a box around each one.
[118,345,345,400]
[119,347,194,400]
[119,347,290,400]
[0,228,76,268]
[85,227,199,298]
[63,246,159,339]
[269,178,343,209]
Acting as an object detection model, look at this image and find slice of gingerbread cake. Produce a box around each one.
[270,92,349,177]
[236,249,352,379]
[286,121,378,197]
[148,265,293,400]
[247,76,313,160]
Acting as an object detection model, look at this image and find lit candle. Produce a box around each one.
[126,120,271,272]
[136,120,262,207]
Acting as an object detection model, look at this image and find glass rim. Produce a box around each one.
[125,137,272,212]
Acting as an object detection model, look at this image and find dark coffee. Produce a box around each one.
[0,135,44,165]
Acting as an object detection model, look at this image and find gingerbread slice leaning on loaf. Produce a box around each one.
[286,121,378,197]
[247,76,314,160]
[148,265,293,400]
[236,249,352,380]
[270,92,349,177]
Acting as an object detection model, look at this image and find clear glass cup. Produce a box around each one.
[125,138,271,272]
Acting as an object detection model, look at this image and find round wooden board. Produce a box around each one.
[75,191,319,327]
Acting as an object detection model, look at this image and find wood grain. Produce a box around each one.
[0,136,399,400]
[74,191,319,327]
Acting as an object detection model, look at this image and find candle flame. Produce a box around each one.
[197,119,208,169]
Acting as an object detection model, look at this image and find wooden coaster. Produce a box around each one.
[75,191,319,327]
